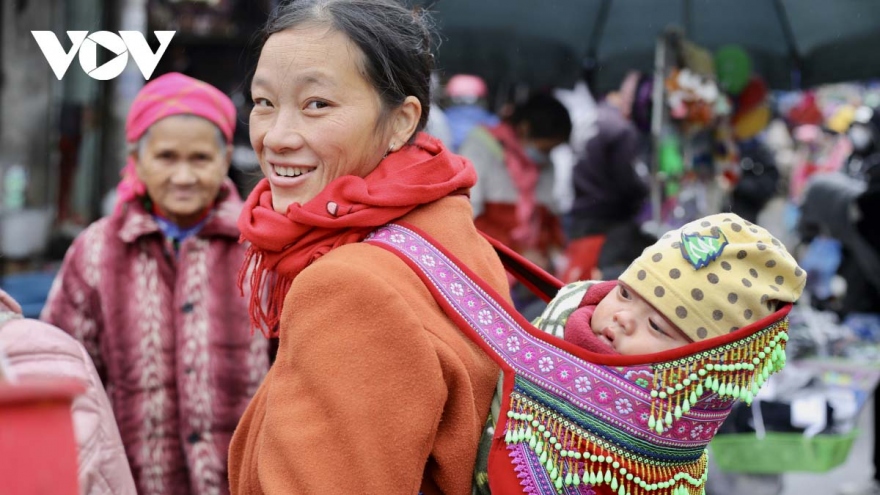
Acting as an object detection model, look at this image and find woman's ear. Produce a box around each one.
[390,96,422,146]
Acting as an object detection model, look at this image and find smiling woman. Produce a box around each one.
[248,25,409,212]
[227,1,513,494]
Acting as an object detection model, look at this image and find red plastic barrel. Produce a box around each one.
[0,378,85,495]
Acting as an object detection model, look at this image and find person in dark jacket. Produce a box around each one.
[561,73,649,283]
[728,138,780,223]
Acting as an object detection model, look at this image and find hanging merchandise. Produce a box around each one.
[715,45,752,95]
[827,105,857,135]
[681,39,716,78]
[658,134,685,197]
[787,92,825,127]
[736,76,769,115]
[733,104,772,141]
[714,94,733,118]
[665,68,719,129]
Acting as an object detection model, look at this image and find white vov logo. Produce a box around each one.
[31,31,175,81]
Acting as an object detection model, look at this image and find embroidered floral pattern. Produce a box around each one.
[449,282,464,297]
[507,336,521,353]
[463,295,481,312]
[594,385,613,404]
[520,345,538,365]
[436,267,451,281]
[478,309,493,326]
[614,397,633,416]
[574,376,592,395]
[537,356,555,373]
[556,365,574,384]
[420,254,436,267]
[673,422,691,440]
[623,368,654,389]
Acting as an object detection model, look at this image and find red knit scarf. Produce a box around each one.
[563,280,618,354]
[237,133,477,337]
[487,122,540,249]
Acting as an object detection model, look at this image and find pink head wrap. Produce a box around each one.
[116,72,237,213]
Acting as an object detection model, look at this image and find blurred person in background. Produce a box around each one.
[727,138,780,224]
[444,73,500,151]
[458,92,571,318]
[561,72,650,283]
[843,105,880,181]
[42,72,270,495]
[425,72,454,147]
[1,288,136,494]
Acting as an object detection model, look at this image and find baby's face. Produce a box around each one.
[591,283,692,355]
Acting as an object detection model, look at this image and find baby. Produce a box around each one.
[473,212,807,495]
[535,212,806,355]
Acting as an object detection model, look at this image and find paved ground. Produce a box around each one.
[781,400,874,495]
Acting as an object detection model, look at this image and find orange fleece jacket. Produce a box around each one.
[228,196,508,495]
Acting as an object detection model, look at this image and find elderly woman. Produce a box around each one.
[227,1,510,493]
[42,72,269,495]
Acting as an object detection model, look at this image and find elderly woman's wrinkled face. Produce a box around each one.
[249,25,396,213]
[135,115,231,226]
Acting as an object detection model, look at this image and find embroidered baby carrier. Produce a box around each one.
[365,223,790,495]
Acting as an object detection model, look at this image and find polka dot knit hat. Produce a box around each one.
[619,213,806,341]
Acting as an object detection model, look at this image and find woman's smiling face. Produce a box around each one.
[249,24,394,213]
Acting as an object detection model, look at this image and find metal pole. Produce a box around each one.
[771,0,802,89]
[650,35,667,226]
[583,0,613,90]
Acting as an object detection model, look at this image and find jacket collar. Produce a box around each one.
[117,179,242,244]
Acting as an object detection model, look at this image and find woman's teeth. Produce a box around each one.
[274,165,310,178]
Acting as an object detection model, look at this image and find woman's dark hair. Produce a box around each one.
[509,92,572,142]
[261,0,435,142]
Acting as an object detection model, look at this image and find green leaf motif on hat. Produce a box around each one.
[680,230,729,269]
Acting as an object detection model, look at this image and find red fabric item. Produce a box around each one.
[787,92,824,126]
[116,72,236,213]
[474,203,564,258]
[237,133,477,337]
[486,122,541,249]
[563,280,618,354]
[736,76,769,114]
[559,234,607,283]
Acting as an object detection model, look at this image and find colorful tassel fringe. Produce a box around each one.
[503,319,789,494]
